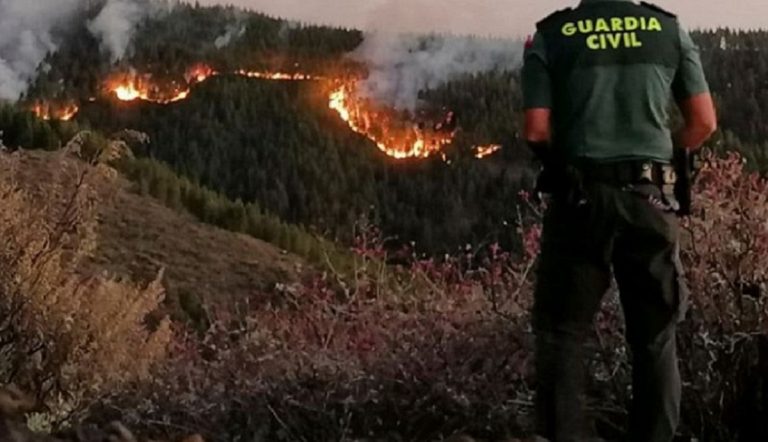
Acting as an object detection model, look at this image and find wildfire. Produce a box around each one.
[109,71,192,104]
[474,144,502,159]
[113,83,191,103]
[107,65,459,160]
[30,62,500,161]
[234,70,318,81]
[109,66,318,105]
[114,83,141,101]
[30,102,79,121]
[186,64,217,84]
[328,85,455,159]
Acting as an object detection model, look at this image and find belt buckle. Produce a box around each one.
[640,162,654,183]
[662,164,677,185]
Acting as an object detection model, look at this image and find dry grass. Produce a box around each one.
[0,149,171,417]
[9,150,308,322]
[7,147,765,441]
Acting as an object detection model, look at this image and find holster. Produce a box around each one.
[673,147,697,216]
[573,159,681,213]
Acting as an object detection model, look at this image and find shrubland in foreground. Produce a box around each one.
[0,150,766,441]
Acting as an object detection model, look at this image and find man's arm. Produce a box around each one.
[522,33,554,159]
[522,33,585,204]
[525,108,554,167]
[673,28,717,150]
[677,93,717,151]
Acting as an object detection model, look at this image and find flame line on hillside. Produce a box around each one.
[32,64,502,160]
[328,85,454,159]
[30,102,80,121]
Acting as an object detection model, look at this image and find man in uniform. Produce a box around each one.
[522,1,717,441]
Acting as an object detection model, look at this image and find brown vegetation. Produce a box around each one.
[2,147,767,441]
[0,383,205,442]
[10,150,307,326]
[81,153,766,442]
[0,384,51,442]
[0,150,170,415]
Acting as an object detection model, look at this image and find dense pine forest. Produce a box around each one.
[6,3,768,253]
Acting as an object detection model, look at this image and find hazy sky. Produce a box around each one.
[196,1,766,37]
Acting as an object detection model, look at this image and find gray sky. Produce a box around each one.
[195,1,765,37]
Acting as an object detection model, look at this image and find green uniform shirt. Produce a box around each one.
[522,0,710,163]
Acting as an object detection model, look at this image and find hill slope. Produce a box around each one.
[11,150,307,320]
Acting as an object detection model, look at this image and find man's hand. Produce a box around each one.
[528,141,587,207]
[535,164,587,207]
[525,108,587,206]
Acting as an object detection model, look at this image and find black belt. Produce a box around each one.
[575,159,675,187]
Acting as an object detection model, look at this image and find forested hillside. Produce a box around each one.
[10,3,768,253]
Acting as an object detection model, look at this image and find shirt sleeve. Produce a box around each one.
[672,27,710,101]
[522,32,552,109]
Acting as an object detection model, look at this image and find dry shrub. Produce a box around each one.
[89,220,540,441]
[677,151,768,440]
[585,151,768,440]
[88,153,767,442]
[0,151,171,417]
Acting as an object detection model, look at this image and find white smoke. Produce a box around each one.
[0,0,173,101]
[215,23,247,49]
[88,0,163,62]
[0,0,81,101]
[349,0,524,111]
[353,33,522,111]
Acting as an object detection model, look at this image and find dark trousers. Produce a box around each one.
[533,182,688,442]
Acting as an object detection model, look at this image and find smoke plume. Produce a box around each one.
[345,0,523,111]
[215,23,247,49]
[88,0,167,61]
[0,0,81,101]
[0,0,169,101]
[353,33,522,111]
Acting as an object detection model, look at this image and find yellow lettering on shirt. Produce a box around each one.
[625,17,639,31]
[606,33,622,49]
[578,20,594,33]
[587,34,601,50]
[560,15,664,50]
[647,17,663,31]
[595,18,611,32]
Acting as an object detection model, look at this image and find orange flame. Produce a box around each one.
[109,72,191,104]
[100,63,501,160]
[186,64,217,84]
[31,63,501,161]
[114,83,141,101]
[30,102,79,121]
[474,144,502,159]
[109,66,318,105]
[328,84,455,159]
[234,70,318,81]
